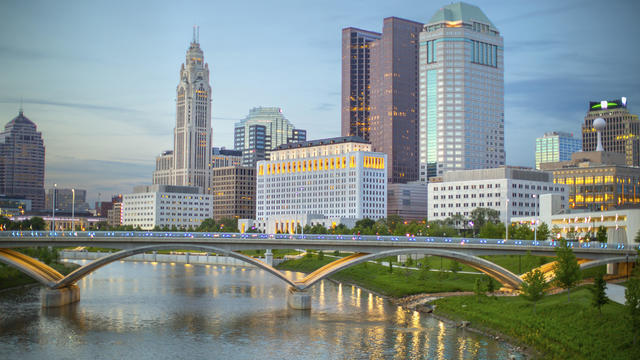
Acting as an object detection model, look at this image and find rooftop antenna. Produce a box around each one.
[197,26,199,43]
[192,25,196,43]
[19,97,23,115]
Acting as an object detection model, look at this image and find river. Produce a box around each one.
[0,260,523,359]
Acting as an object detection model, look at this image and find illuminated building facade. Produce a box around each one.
[418,2,504,180]
[512,194,640,244]
[369,17,423,183]
[211,147,242,168]
[255,137,387,233]
[341,27,381,141]
[0,109,45,210]
[211,166,255,220]
[582,97,639,166]
[535,132,581,169]
[541,151,640,211]
[234,107,306,167]
[122,184,212,230]
[153,28,212,192]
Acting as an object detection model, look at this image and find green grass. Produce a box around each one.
[277,255,495,297]
[433,287,635,360]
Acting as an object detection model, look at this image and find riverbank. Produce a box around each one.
[0,261,79,290]
[277,254,631,359]
[277,255,496,297]
[432,288,635,360]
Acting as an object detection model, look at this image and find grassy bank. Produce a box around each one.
[433,287,634,360]
[277,255,494,297]
[1,260,79,290]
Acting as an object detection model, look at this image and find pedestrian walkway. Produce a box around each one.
[605,283,627,304]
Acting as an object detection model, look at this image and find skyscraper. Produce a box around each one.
[535,131,581,169]
[341,28,381,141]
[233,107,306,167]
[582,97,639,166]
[0,109,45,210]
[153,27,212,192]
[369,17,423,184]
[418,2,504,180]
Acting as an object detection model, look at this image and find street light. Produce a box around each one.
[52,184,57,231]
[71,188,75,232]
[533,194,538,241]
[505,198,509,241]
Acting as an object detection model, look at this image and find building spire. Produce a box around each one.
[19,97,23,115]
[192,25,196,43]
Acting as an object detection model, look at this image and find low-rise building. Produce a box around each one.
[211,166,255,220]
[512,194,640,244]
[254,136,386,233]
[387,182,428,220]
[428,166,568,224]
[122,185,212,230]
[541,151,640,211]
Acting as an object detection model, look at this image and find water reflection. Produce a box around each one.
[0,261,523,359]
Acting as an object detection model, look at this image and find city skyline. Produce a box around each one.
[1,0,638,205]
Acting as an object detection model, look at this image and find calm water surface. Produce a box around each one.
[0,260,523,359]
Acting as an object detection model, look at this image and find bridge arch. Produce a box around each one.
[0,245,297,289]
[55,245,298,289]
[297,249,523,290]
[0,248,64,287]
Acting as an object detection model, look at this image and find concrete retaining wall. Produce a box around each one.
[60,251,285,267]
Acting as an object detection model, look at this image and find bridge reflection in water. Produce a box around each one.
[0,231,636,308]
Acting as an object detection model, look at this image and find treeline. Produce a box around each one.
[0,216,46,230]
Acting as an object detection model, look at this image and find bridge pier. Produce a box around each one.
[265,249,273,266]
[287,286,311,310]
[40,285,80,308]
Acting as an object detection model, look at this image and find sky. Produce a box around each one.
[0,0,638,206]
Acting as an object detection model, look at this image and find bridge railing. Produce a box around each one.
[0,230,638,251]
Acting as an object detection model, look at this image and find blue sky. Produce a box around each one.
[0,0,638,206]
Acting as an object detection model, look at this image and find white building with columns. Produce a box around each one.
[253,136,386,233]
[428,166,568,224]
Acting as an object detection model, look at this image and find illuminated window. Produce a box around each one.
[565,177,574,185]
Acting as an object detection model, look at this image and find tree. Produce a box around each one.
[470,207,501,233]
[625,250,640,346]
[551,225,562,239]
[477,221,505,239]
[419,258,431,280]
[486,277,496,296]
[449,260,462,276]
[536,222,551,241]
[474,279,485,302]
[318,250,324,260]
[589,271,609,314]
[521,269,549,314]
[388,257,393,273]
[553,239,582,302]
[596,226,608,243]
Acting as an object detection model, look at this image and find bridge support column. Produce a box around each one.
[287,286,311,310]
[40,285,80,308]
[265,249,273,267]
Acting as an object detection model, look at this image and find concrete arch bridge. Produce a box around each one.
[0,231,637,309]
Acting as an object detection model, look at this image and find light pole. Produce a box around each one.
[71,188,75,232]
[533,194,537,241]
[51,184,57,231]
[505,198,509,241]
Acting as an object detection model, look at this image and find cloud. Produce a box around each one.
[46,156,155,204]
[314,103,336,111]
[0,97,137,113]
[495,3,582,25]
